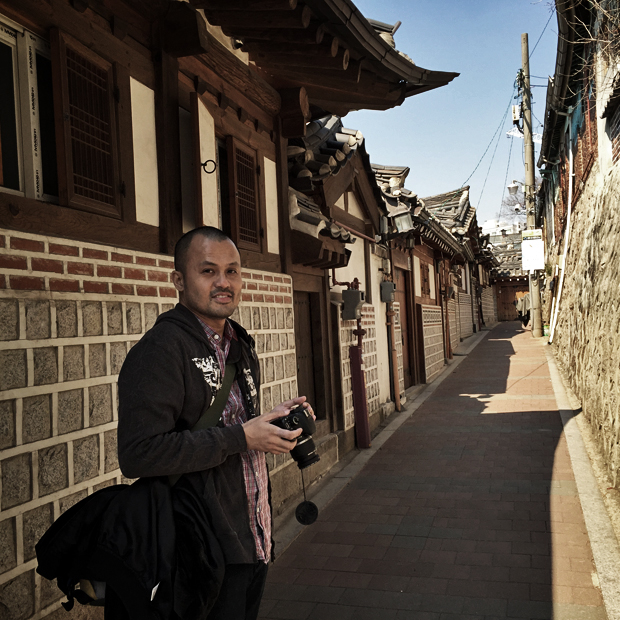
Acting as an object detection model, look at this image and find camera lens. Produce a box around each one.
[291,435,320,470]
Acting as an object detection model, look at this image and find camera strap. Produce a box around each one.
[169,363,236,487]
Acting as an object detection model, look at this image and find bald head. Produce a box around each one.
[174,226,235,275]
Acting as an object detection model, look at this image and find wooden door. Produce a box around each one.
[394,268,413,389]
[293,291,317,407]
[497,283,529,320]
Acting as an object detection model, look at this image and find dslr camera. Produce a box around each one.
[271,405,320,470]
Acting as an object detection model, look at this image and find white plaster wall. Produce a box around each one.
[429,263,436,300]
[414,256,422,297]
[264,157,279,254]
[347,191,365,220]
[196,98,219,228]
[332,238,366,294]
[130,78,159,227]
[369,253,392,405]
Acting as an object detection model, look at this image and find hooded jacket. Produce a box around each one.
[117,303,264,565]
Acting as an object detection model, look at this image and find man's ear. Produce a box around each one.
[171,270,185,293]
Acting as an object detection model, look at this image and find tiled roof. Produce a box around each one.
[422,186,476,235]
[288,115,362,188]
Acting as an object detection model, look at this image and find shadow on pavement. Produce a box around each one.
[259,322,604,620]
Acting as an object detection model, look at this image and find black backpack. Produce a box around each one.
[35,485,126,609]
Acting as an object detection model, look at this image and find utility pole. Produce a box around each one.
[521,33,543,338]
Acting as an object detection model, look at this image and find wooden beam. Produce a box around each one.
[179,42,280,118]
[242,35,339,59]
[203,5,312,30]
[154,50,183,254]
[161,1,209,58]
[275,117,293,276]
[270,67,391,96]
[0,193,160,253]
[251,47,349,71]
[223,24,325,45]
[279,86,310,138]
[190,0,297,9]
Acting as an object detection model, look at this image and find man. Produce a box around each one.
[117,226,311,620]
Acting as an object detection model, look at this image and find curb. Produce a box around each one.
[273,326,493,555]
[545,346,620,620]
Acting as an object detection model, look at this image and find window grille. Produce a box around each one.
[65,48,115,205]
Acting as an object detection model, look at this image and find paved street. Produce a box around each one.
[259,322,608,620]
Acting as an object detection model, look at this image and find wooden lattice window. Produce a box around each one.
[420,262,431,297]
[228,137,261,250]
[51,29,121,218]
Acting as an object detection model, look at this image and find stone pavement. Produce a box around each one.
[259,322,608,620]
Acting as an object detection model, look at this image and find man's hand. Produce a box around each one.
[242,396,315,453]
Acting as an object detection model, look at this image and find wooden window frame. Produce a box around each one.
[226,135,265,254]
[50,28,125,219]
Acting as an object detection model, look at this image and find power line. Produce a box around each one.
[462,87,516,187]
[529,9,555,59]
[477,104,508,209]
[498,137,514,221]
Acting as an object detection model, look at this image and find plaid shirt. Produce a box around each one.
[197,318,271,563]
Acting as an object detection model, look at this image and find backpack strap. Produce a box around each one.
[169,363,236,487]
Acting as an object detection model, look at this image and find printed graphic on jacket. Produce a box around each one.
[243,367,259,413]
[192,356,221,406]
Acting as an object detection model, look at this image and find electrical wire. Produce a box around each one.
[529,9,555,59]
[462,87,516,188]
[477,103,509,209]
[498,137,514,221]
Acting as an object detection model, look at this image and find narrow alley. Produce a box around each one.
[259,323,610,620]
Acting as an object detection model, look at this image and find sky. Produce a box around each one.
[345,0,558,226]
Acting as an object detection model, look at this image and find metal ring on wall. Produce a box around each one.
[202,160,217,174]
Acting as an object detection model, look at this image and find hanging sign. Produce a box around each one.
[521,229,545,271]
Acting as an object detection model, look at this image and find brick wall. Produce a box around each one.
[458,292,473,339]
[0,228,296,620]
[420,305,444,382]
[233,271,299,481]
[336,304,380,431]
[0,229,178,619]
[393,302,405,400]
[448,298,460,354]
[481,286,497,325]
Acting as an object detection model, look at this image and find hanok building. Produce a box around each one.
[0,1,458,616]
[372,166,467,388]
[422,186,497,347]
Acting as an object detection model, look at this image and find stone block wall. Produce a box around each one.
[420,305,444,383]
[481,286,497,325]
[0,229,178,619]
[551,162,620,486]
[336,304,380,431]
[393,302,405,400]
[234,270,296,418]
[458,292,473,339]
[448,298,460,354]
[0,229,297,620]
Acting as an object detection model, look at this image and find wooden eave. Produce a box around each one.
[192,0,458,116]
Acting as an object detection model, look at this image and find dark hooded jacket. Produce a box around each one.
[117,303,264,565]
